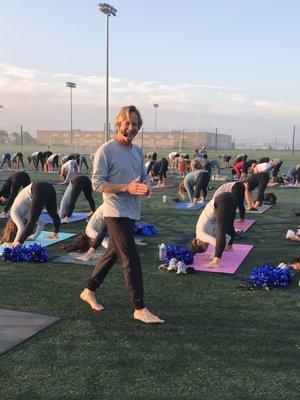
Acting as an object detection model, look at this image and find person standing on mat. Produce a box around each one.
[80,105,164,324]
[244,172,270,210]
[0,172,31,216]
[59,175,96,223]
[1,182,60,246]
[192,192,237,267]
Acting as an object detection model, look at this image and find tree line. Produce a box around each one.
[0,130,36,145]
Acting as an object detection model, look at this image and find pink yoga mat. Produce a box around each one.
[152,183,174,189]
[234,219,255,232]
[189,244,253,274]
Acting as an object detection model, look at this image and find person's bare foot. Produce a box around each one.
[133,308,164,324]
[80,288,104,312]
[61,217,70,224]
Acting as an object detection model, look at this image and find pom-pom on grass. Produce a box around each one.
[3,244,49,263]
[250,263,294,289]
[165,244,194,265]
[133,224,156,236]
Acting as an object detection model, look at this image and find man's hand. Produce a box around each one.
[126,178,149,196]
[48,232,58,239]
[12,241,21,247]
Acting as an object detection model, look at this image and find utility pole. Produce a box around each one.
[20,125,23,149]
[292,125,296,156]
[215,128,218,153]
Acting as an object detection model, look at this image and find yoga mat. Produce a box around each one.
[0,308,60,355]
[282,183,300,188]
[267,182,278,187]
[172,201,206,210]
[54,250,105,266]
[189,244,253,274]
[234,219,255,233]
[40,212,89,224]
[0,231,76,255]
[246,204,272,214]
[152,183,174,189]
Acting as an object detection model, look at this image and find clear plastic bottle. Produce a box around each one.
[158,243,167,262]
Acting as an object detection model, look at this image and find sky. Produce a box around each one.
[1,0,300,146]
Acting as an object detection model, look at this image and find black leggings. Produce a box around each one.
[52,155,59,168]
[247,172,270,204]
[158,158,168,180]
[2,172,31,213]
[194,172,210,199]
[272,161,283,177]
[91,223,109,250]
[214,192,236,259]
[80,156,89,171]
[66,176,95,218]
[32,152,44,170]
[86,217,145,310]
[231,181,245,220]
[18,182,60,244]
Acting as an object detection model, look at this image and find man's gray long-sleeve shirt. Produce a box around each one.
[92,139,148,220]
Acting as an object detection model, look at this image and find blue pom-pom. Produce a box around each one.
[134,224,156,236]
[2,244,49,263]
[165,244,194,265]
[250,263,293,288]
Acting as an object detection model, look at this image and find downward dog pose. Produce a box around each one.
[75,154,89,173]
[80,105,163,324]
[251,161,273,174]
[213,181,245,221]
[45,154,59,172]
[219,154,231,168]
[168,152,180,167]
[0,182,60,246]
[0,172,31,216]
[241,159,257,179]
[0,153,11,169]
[232,159,245,179]
[270,159,283,179]
[11,152,25,170]
[192,192,237,266]
[59,175,96,222]
[149,157,169,187]
[284,165,300,185]
[244,172,270,210]
[28,151,44,171]
[60,159,79,183]
[179,169,210,205]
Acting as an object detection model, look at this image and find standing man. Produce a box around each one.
[80,105,164,324]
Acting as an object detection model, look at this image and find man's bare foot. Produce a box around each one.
[80,288,103,312]
[75,254,91,262]
[61,217,70,224]
[133,308,164,324]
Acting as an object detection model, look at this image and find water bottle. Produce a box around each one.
[158,243,167,262]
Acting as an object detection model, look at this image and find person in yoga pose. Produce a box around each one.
[179,167,210,205]
[192,192,237,266]
[0,182,60,246]
[284,165,300,185]
[60,158,79,183]
[80,105,163,324]
[0,172,31,216]
[244,172,270,210]
[149,157,169,187]
[0,153,11,170]
[28,151,44,171]
[11,152,25,171]
[45,154,59,172]
[59,175,96,223]
[212,181,245,222]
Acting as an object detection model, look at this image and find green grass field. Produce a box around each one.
[0,149,299,400]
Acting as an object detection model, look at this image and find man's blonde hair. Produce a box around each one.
[115,105,143,131]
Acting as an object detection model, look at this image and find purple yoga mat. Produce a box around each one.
[234,219,255,233]
[189,244,253,274]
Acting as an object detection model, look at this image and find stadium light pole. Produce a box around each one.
[153,103,159,150]
[98,3,117,143]
[66,82,76,149]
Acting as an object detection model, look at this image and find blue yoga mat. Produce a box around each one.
[40,212,89,224]
[0,231,76,255]
[172,201,206,210]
